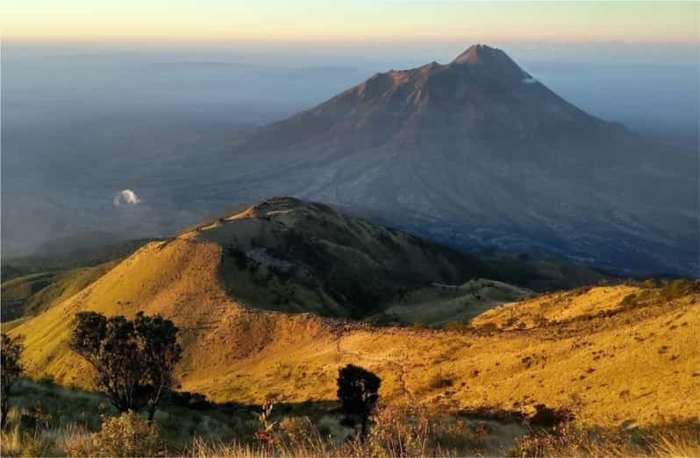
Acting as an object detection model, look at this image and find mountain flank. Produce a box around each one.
[226,44,698,276]
[0,197,602,326]
[183,196,494,318]
[9,264,699,427]
[4,198,699,428]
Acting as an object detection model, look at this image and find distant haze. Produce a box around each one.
[2,40,699,260]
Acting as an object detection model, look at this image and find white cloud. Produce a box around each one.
[113,189,142,207]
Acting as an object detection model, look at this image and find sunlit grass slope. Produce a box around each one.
[9,198,699,428]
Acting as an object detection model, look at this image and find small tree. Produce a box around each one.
[69,311,181,419]
[337,364,381,438]
[1,333,24,428]
[134,312,182,421]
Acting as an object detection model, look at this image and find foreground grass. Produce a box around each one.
[2,380,699,457]
[1,379,262,451]
[510,420,700,457]
[2,408,697,457]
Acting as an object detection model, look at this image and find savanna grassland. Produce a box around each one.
[2,199,699,456]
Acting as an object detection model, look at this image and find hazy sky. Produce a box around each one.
[2,1,698,259]
[3,1,698,43]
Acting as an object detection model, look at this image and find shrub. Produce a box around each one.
[1,334,24,429]
[475,323,499,335]
[369,313,402,327]
[66,411,164,457]
[337,364,381,438]
[529,404,575,429]
[277,415,310,440]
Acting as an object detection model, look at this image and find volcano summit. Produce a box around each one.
[229,44,698,276]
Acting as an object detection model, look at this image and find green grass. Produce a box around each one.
[1,380,527,456]
[1,262,117,322]
[2,379,345,453]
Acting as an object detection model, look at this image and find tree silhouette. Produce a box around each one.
[337,364,381,438]
[1,333,23,429]
[134,312,182,420]
[70,311,181,419]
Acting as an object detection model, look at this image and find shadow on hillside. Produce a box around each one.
[10,378,342,448]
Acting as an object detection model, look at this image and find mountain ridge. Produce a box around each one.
[6,197,698,428]
[8,234,698,427]
[1,198,606,329]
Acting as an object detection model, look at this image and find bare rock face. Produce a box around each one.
[229,45,698,276]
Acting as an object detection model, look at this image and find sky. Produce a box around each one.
[3,1,698,43]
[1,1,698,257]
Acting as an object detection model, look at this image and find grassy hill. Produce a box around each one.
[178,196,496,318]
[1,262,117,323]
[0,197,606,329]
[1,237,152,282]
[1,197,496,324]
[7,197,698,428]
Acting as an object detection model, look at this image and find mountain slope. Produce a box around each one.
[6,198,698,427]
[1,197,603,327]
[240,44,609,157]
[2,197,603,329]
[227,44,697,276]
[6,199,698,428]
[10,239,699,427]
[183,197,494,318]
[0,262,116,323]
[10,198,497,388]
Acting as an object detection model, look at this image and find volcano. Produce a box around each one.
[227,44,698,276]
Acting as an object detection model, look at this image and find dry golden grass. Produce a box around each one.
[9,228,700,429]
[3,403,697,458]
[472,284,639,327]
[184,406,700,458]
[186,403,520,457]
[511,420,700,457]
[0,414,90,457]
